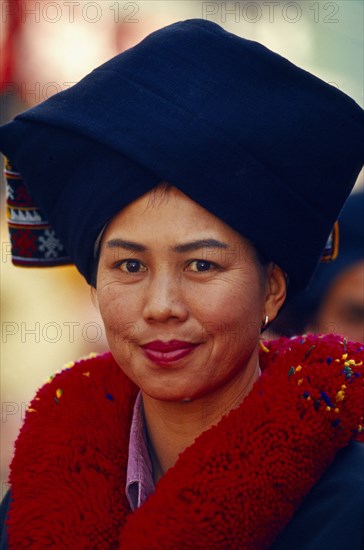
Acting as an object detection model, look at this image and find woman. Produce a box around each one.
[0,19,363,550]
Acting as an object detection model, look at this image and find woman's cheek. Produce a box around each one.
[99,288,140,347]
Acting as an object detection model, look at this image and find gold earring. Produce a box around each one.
[261,315,269,329]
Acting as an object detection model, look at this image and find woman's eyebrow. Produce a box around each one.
[105,238,228,253]
[105,239,146,252]
[172,239,229,253]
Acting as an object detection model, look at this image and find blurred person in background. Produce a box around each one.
[271,190,364,343]
[0,19,363,550]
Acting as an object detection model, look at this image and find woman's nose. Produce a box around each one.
[142,274,189,323]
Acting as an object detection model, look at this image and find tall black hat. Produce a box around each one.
[1,19,363,295]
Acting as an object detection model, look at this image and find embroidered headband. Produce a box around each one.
[5,159,71,267]
[0,19,363,295]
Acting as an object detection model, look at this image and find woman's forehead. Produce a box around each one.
[103,185,246,245]
[99,190,261,269]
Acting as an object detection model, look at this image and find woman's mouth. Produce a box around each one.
[141,340,199,366]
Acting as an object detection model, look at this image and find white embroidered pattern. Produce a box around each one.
[6,183,15,200]
[8,208,43,225]
[38,229,64,258]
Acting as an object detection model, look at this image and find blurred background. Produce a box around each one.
[1,0,363,492]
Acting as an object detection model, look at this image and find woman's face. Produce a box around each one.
[96,186,285,402]
[313,261,364,343]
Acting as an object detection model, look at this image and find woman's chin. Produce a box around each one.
[141,384,197,403]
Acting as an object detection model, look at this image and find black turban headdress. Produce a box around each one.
[1,19,363,296]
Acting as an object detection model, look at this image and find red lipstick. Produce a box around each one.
[142,340,199,366]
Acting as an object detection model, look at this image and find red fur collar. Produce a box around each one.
[7,335,364,549]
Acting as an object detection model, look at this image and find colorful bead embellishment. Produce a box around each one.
[54,388,63,404]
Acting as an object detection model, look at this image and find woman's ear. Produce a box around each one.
[264,264,287,323]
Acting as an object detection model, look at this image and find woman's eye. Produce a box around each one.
[187,260,215,272]
[118,260,147,273]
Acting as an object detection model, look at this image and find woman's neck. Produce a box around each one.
[142,355,260,483]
